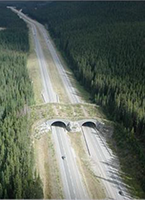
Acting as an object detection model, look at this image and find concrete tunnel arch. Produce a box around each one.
[46,119,99,132]
[51,121,67,128]
[78,119,98,128]
[47,119,70,129]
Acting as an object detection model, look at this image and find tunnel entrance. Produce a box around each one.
[82,122,96,129]
[51,121,67,128]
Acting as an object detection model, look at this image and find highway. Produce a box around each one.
[9,7,89,199]
[82,126,130,200]
[31,24,57,103]
[52,126,88,199]
[38,24,81,104]
[9,7,130,200]
[11,7,80,104]
[10,7,57,103]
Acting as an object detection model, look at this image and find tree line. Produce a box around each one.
[22,1,145,197]
[0,4,43,198]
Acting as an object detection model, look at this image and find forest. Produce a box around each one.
[0,4,43,198]
[22,1,145,197]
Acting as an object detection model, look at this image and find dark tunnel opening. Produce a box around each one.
[82,122,96,129]
[51,121,67,128]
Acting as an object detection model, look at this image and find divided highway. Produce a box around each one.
[38,24,81,104]
[9,7,130,200]
[9,7,89,199]
[11,7,80,104]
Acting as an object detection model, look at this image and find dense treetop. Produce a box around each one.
[23,1,145,138]
[22,2,145,197]
[0,5,43,198]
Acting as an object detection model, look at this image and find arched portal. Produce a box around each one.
[47,119,70,130]
[51,121,67,128]
[78,119,98,129]
[82,121,96,128]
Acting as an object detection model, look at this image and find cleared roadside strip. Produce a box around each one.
[33,21,122,199]
[11,7,80,104]
[13,9,89,199]
[31,24,57,103]
[9,7,130,200]
[21,10,129,200]
[10,7,57,103]
[38,25,81,104]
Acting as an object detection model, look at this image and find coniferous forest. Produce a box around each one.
[22,1,145,197]
[0,4,43,198]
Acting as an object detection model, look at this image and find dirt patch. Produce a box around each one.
[68,132,106,199]
[34,132,63,199]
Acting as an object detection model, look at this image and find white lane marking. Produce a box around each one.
[59,128,76,199]
[40,26,80,104]
[51,127,71,199]
[14,9,58,103]
[93,128,127,199]
[83,126,127,200]
[62,131,88,199]
[82,126,114,199]
[14,7,80,104]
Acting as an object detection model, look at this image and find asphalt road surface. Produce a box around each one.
[9,7,130,200]
[38,24,81,104]
[11,7,57,103]
[82,126,130,200]
[9,7,89,199]
[52,126,88,199]
[11,7,81,104]
[32,24,57,103]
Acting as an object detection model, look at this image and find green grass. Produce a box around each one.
[27,26,43,104]
[30,103,106,125]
